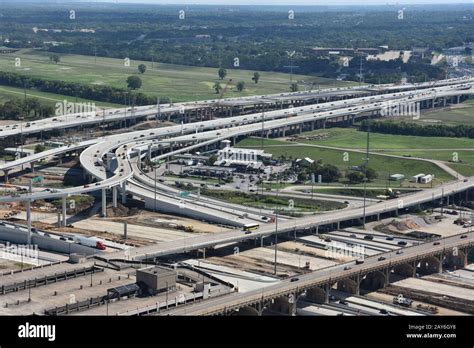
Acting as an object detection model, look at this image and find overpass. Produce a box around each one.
[158,231,474,316]
[0,78,472,241]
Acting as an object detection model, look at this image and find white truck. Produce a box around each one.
[73,235,106,250]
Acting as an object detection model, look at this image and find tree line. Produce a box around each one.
[0,97,54,120]
[360,120,474,138]
[0,71,169,106]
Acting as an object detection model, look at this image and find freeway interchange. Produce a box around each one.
[0,76,473,252]
[0,76,473,316]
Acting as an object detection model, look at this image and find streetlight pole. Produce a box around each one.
[154,164,157,212]
[362,112,371,229]
[274,209,278,275]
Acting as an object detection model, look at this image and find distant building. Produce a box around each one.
[307,47,383,57]
[410,173,425,183]
[4,147,35,157]
[296,157,315,167]
[411,47,430,59]
[420,174,434,184]
[215,146,271,170]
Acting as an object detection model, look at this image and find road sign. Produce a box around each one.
[179,191,190,197]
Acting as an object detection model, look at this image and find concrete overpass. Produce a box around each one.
[158,231,474,316]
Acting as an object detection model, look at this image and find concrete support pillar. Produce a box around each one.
[112,186,118,208]
[62,195,67,227]
[121,182,127,204]
[30,161,35,173]
[3,169,8,183]
[26,200,32,244]
[101,188,107,217]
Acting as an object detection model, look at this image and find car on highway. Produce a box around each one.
[290,277,299,282]
[396,250,404,255]
[397,241,407,246]
[433,241,441,245]
[364,235,374,240]
[460,235,467,239]
[343,266,352,270]
[386,236,394,241]
[378,256,386,261]
[350,234,357,238]
[244,231,252,235]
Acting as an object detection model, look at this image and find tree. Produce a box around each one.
[138,64,147,74]
[218,68,227,80]
[34,144,46,153]
[290,82,298,92]
[49,55,60,64]
[365,167,378,181]
[213,82,222,94]
[347,171,365,184]
[207,154,218,166]
[252,72,260,84]
[126,76,142,90]
[236,81,245,92]
[297,172,308,184]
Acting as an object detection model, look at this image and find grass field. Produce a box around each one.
[202,189,345,214]
[0,49,354,103]
[0,85,121,108]
[238,137,454,186]
[417,99,474,125]
[296,127,474,150]
[309,187,418,198]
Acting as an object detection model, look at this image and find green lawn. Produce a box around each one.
[201,189,345,214]
[309,187,418,198]
[296,127,474,150]
[417,99,474,126]
[238,138,454,186]
[0,85,121,108]
[0,49,354,103]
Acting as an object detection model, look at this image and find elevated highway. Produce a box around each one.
[158,231,474,316]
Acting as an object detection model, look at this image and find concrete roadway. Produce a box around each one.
[1,76,471,138]
[102,177,474,261]
[159,231,474,315]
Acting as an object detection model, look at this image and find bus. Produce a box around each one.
[243,223,260,231]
